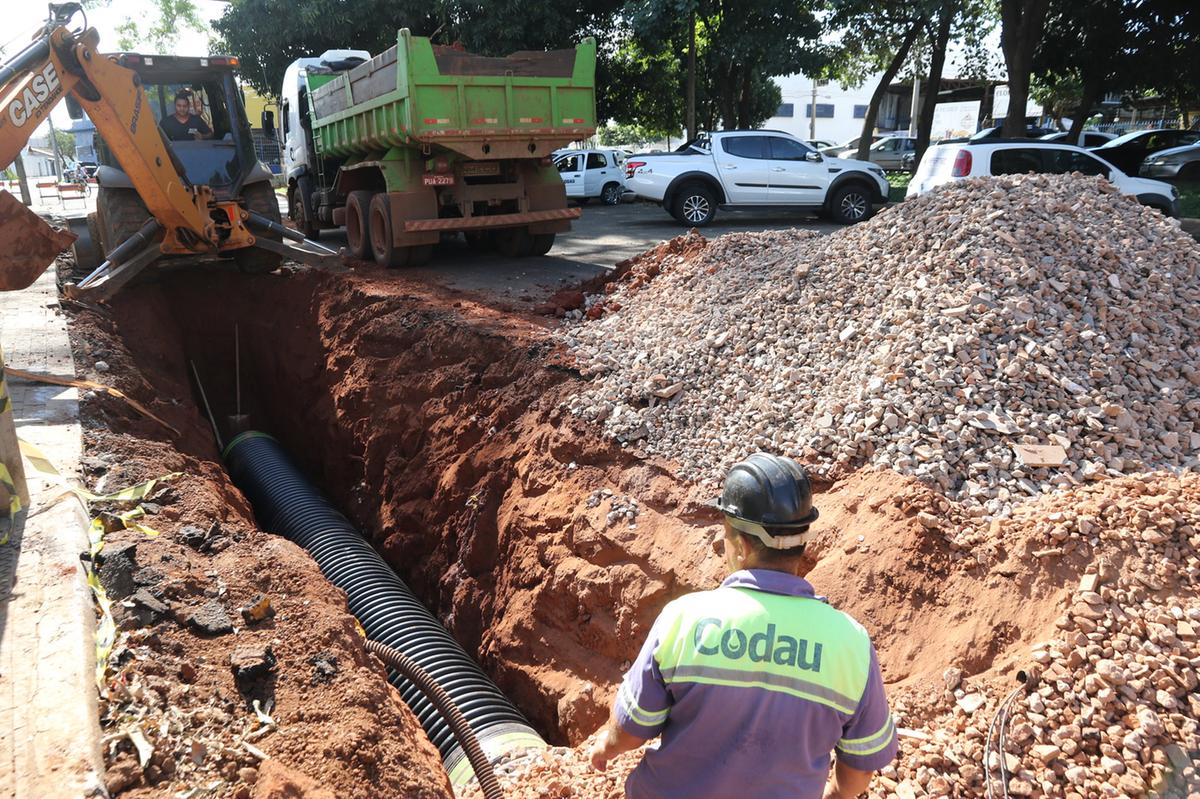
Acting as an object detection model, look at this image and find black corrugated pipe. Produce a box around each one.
[223,431,544,789]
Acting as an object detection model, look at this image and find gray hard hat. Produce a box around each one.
[715,453,819,549]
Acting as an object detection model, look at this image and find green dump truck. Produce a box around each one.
[275,31,597,266]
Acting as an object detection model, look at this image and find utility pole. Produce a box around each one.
[810,79,818,139]
[686,8,696,142]
[13,154,32,206]
[47,116,63,181]
[909,78,921,136]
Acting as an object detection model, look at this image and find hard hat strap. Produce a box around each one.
[725,515,813,550]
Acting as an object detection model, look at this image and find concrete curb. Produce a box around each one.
[0,267,105,798]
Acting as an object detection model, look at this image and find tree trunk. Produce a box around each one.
[1000,0,1051,137]
[736,68,753,128]
[719,64,738,130]
[1066,75,1104,144]
[856,17,923,161]
[915,3,956,164]
[686,9,697,141]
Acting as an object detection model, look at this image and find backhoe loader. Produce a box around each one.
[0,3,335,299]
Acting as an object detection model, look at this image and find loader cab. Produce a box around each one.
[93,54,263,199]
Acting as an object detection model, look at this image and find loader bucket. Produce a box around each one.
[0,190,76,291]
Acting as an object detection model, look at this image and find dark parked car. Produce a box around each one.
[1090,129,1200,175]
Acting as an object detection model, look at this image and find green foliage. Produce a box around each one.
[212,0,446,98]
[53,130,76,159]
[1033,0,1198,129]
[624,0,822,130]
[598,122,674,146]
[83,0,207,52]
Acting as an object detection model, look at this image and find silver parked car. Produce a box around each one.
[849,135,917,171]
[1140,144,1200,181]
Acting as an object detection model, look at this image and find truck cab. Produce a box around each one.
[278,49,370,236]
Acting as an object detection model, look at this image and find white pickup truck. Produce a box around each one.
[624,130,890,226]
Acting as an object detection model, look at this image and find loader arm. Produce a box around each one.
[0,23,216,251]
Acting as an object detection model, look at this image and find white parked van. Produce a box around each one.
[553,149,629,205]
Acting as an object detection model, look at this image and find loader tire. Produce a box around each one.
[96,187,151,257]
[236,181,283,274]
[70,213,104,280]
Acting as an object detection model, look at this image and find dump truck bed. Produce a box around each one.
[309,30,596,161]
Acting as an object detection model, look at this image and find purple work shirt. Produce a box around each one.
[614,569,897,799]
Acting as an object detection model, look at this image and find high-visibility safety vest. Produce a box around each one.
[614,569,897,799]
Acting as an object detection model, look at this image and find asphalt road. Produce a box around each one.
[314,201,840,303]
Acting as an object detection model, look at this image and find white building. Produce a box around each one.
[763,73,915,145]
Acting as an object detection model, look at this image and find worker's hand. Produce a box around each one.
[588,734,611,772]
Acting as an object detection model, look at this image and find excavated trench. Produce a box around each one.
[70,262,1101,795]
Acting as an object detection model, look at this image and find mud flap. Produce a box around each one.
[0,191,77,291]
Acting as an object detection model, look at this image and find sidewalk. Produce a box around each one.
[0,266,104,796]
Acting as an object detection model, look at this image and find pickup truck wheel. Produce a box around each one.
[601,183,622,206]
[236,181,284,274]
[346,190,375,261]
[829,183,874,225]
[671,183,716,227]
[368,193,410,268]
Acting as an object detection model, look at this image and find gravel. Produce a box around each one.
[562,174,1200,517]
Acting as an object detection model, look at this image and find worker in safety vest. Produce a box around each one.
[589,453,897,799]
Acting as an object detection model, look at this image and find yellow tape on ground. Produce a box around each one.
[18,438,181,504]
[18,438,177,689]
[0,462,20,544]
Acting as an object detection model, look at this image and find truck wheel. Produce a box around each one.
[368,193,410,268]
[528,233,555,256]
[96,186,151,255]
[828,183,874,225]
[290,176,320,240]
[671,183,716,227]
[346,190,376,261]
[236,181,284,274]
[601,183,622,206]
[494,227,531,258]
[464,231,492,252]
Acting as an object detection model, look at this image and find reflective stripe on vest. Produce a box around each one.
[653,586,872,715]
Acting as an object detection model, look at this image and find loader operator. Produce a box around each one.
[161,91,211,141]
[589,453,897,799]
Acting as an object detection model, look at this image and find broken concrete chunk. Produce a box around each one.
[96,542,139,600]
[230,645,277,685]
[186,599,234,636]
[1012,443,1068,467]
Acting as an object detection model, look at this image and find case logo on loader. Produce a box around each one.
[6,63,62,128]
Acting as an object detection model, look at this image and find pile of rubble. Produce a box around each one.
[873,471,1200,799]
[563,174,1200,516]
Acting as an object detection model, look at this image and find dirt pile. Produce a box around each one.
[563,174,1200,518]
